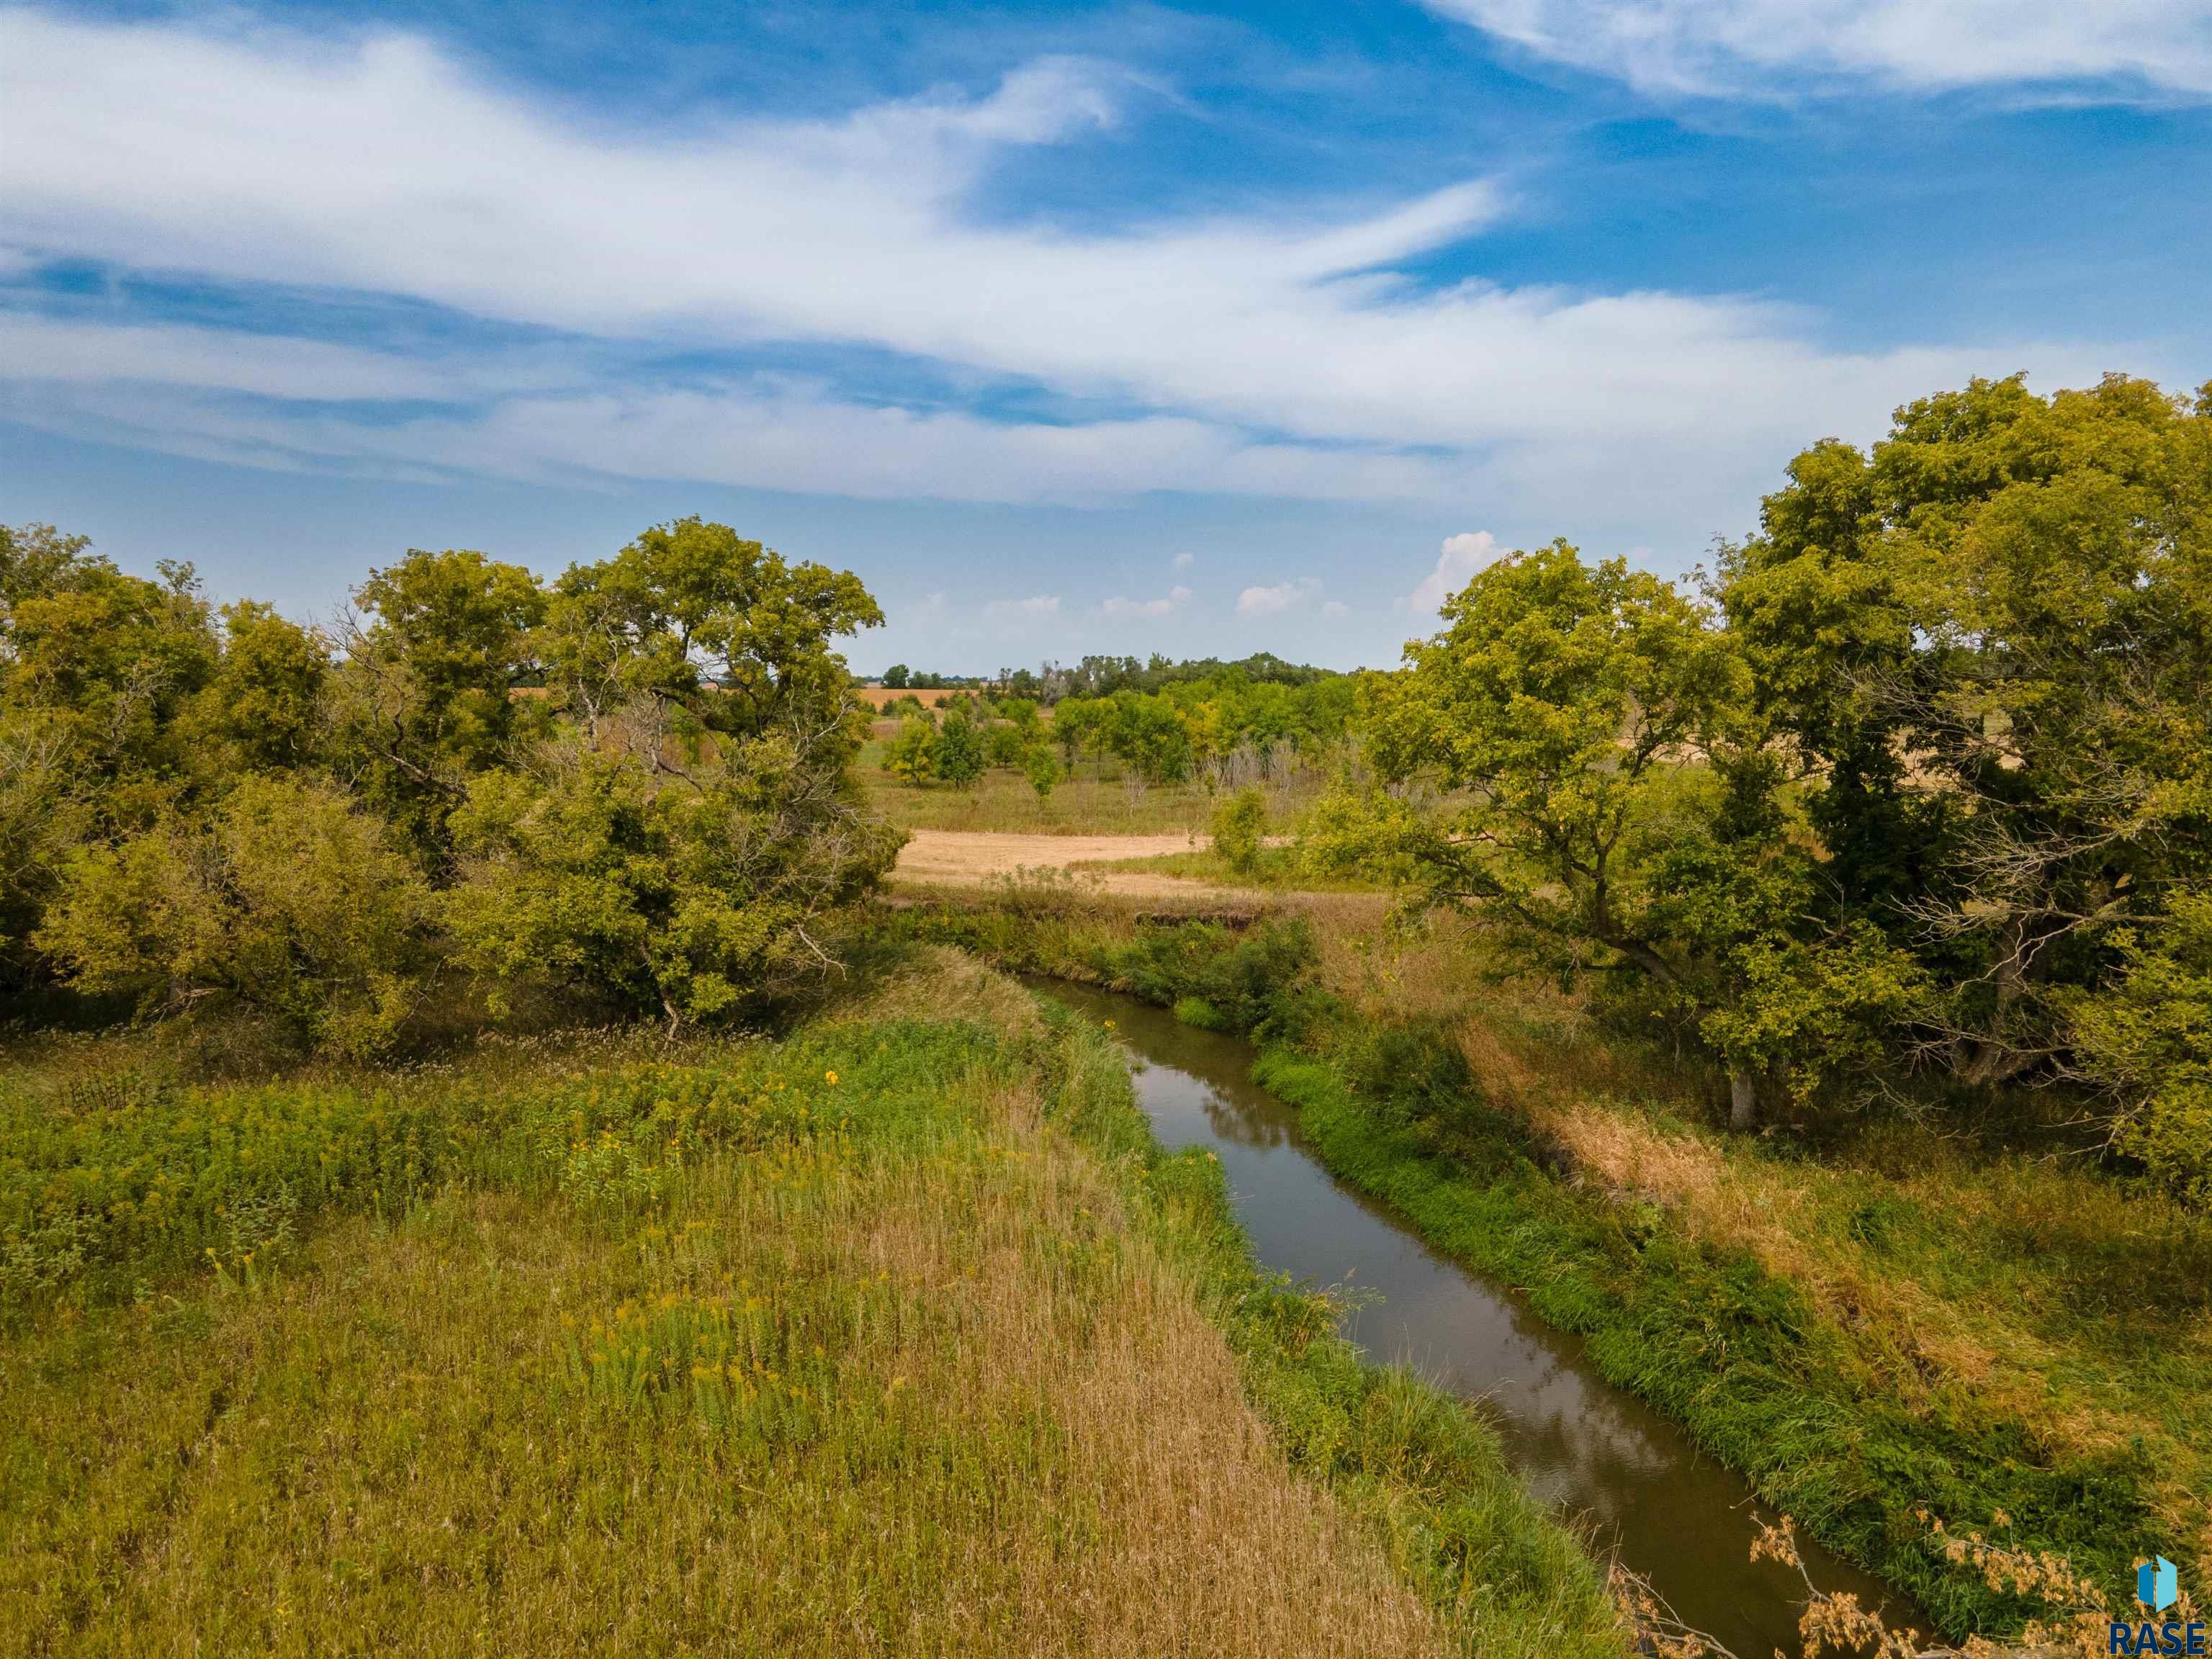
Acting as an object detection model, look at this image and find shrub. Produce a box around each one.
[2073,889,2212,1210]
[1210,788,1266,877]
[1023,745,1060,803]
[444,738,902,1031]
[34,775,434,1055]
[883,714,936,786]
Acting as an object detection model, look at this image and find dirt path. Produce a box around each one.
[891,830,1256,902]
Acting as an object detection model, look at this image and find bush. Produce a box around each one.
[1172,995,1226,1030]
[1210,788,1266,877]
[1113,917,1316,1037]
[445,739,902,1031]
[34,775,433,1055]
[1023,745,1060,803]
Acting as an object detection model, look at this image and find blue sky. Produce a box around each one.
[4,1,2208,673]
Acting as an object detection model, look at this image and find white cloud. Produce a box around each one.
[1171,552,1195,569]
[1426,0,2212,96]
[1102,584,1192,618]
[0,9,2126,524]
[984,594,1061,621]
[1321,599,1349,618]
[1406,530,1505,613]
[1236,577,1323,616]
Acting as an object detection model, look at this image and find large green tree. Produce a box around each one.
[0,526,220,978]
[1722,374,2212,1090]
[1316,540,1920,1125]
[446,521,901,1028]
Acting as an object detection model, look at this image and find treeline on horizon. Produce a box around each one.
[2,370,2208,1209]
[876,650,1341,699]
[871,667,1355,793]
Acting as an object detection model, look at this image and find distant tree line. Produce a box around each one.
[876,651,1337,702]
[1,517,901,1051]
[1315,373,2212,1208]
[873,667,1354,795]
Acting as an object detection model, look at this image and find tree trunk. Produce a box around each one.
[1727,1068,1759,1132]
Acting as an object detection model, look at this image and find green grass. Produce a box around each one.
[1,955,1622,1658]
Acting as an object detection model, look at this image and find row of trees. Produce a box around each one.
[1,517,901,1051]
[1052,675,1355,786]
[1317,374,2211,1205]
[868,668,1355,795]
[997,650,1336,703]
[879,697,1060,797]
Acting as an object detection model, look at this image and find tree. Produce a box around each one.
[882,663,909,688]
[1722,374,2212,1088]
[1315,539,1918,1125]
[0,526,220,979]
[34,775,434,1056]
[1023,745,1060,804]
[934,706,986,790]
[883,714,937,786]
[328,547,547,868]
[185,601,328,774]
[1210,788,1266,878]
[2070,889,2212,1211]
[443,522,901,1028]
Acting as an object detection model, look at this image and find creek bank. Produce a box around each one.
[868,900,2170,1640]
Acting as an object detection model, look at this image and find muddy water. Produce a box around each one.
[1048,981,1916,1659]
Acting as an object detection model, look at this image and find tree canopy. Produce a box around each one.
[4,518,900,1045]
[1320,372,2212,1192]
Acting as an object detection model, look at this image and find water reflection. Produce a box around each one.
[1048,982,1917,1659]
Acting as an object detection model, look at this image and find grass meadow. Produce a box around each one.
[1,948,1621,1658]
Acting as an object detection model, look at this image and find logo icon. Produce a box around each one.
[2139,1556,2178,1614]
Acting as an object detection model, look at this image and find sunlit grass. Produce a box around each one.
[0,952,1622,1658]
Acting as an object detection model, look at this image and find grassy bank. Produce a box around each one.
[875,894,2211,1640]
[1,950,1619,1658]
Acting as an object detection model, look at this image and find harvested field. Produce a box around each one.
[890,830,1263,901]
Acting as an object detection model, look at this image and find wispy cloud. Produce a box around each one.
[0,6,2115,525]
[1426,0,2212,97]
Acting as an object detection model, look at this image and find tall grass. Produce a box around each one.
[0,953,1623,1658]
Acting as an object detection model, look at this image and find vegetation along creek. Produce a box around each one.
[1044,979,1917,1659]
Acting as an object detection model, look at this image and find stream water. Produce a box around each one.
[1046,980,1917,1659]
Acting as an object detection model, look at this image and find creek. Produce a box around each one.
[1047,980,1916,1659]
